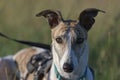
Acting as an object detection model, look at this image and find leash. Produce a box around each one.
[0,32,51,50]
[0,32,52,80]
[54,64,87,80]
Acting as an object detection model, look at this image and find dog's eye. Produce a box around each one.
[76,38,84,44]
[56,37,63,44]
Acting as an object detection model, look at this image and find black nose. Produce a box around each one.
[63,63,73,73]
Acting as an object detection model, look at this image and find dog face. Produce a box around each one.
[36,8,105,79]
[51,20,88,75]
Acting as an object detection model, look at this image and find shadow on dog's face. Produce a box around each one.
[36,8,105,77]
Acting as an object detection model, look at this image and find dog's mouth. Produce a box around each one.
[63,68,73,73]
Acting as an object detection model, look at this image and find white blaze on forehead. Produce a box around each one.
[60,31,78,70]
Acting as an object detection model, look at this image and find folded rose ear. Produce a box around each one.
[36,10,63,29]
[78,8,105,31]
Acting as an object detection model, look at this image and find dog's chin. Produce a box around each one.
[61,72,72,79]
[59,69,76,79]
[61,72,79,79]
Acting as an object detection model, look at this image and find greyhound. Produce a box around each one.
[35,8,105,80]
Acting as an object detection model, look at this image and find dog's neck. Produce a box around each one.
[50,41,89,80]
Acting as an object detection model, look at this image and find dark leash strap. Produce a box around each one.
[0,32,51,50]
[0,32,52,80]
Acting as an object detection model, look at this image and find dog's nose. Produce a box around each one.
[63,63,73,73]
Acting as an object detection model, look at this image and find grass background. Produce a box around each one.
[0,0,120,80]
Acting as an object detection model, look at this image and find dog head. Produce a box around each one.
[36,8,105,79]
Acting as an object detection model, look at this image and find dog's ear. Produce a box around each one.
[36,10,63,29]
[78,8,105,31]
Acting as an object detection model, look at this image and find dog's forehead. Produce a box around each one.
[64,20,78,26]
[52,20,87,39]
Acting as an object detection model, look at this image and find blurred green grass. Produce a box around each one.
[0,0,120,80]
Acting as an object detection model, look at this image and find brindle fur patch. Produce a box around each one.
[52,20,87,44]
